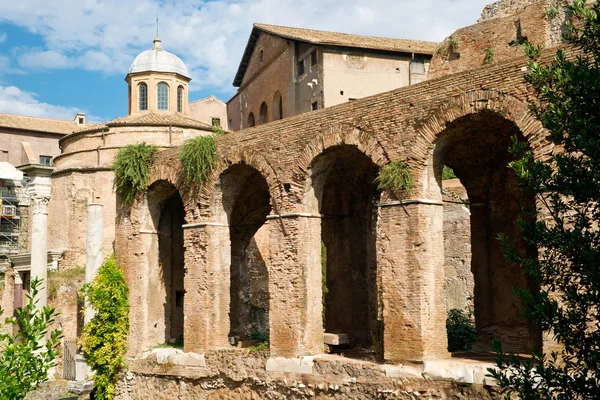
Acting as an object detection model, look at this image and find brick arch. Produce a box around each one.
[412,90,549,168]
[195,146,282,220]
[294,124,391,181]
[147,162,195,220]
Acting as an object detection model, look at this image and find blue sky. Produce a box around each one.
[0,0,490,123]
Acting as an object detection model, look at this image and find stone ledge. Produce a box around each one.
[423,359,498,385]
[266,356,316,374]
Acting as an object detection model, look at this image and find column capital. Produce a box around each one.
[31,196,51,215]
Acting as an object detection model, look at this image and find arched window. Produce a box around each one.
[248,113,255,127]
[157,82,169,110]
[177,86,184,113]
[259,102,268,124]
[272,91,283,120]
[139,83,148,111]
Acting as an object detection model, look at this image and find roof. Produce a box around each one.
[76,112,212,134]
[0,113,85,135]
[233,23,439,86]
[129,38,190,79]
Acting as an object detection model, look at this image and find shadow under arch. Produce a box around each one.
[145,179,187,346]
[428,108,542,355]
[210,162,272,345]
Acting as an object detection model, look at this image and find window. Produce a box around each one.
[157,82,169,110]
[177,86,184,113]
[311,50,317,66]
[212,117,221,127]
[39,155,52,166]
[410,60,426,74]
[259,49,264,63]
[248,113,255,127]
[272,91,283,120]
[297,59,305,76]
[139,83,148,111]
[311,101,319,111]
[78,117,84,124]
[259,102,268,124]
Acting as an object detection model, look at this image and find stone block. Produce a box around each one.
[323,333,350,346]
[265,356,315,374]
[382,364,424,379]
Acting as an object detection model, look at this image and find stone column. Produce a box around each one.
[85,204,103,324]
[377,200,448,362]
[267,213,323,357]
[183,223,231,353]
[30,195,50,310]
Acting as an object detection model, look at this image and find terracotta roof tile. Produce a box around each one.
[77,112,212,133]
[0,113,86,135]
[255,23,439,55]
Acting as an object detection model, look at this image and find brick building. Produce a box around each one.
[227,24,437,130]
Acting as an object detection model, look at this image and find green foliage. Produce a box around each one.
[48,266,86,300]
[446,309,476,352]
[248,331,269,342]
[483,47,495,65]
[546,5,559,18]
[0,278,62,400]
[375,160,415,196]
[80,255,129,400]
[212,125,226,137]
[112,143,158,204]
[442,165,457,180]
[436,38,459,57]
[489,2,600,398]
[247,341,269,352]
[179,135,217,185]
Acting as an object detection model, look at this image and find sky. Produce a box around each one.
[0,0,491,123]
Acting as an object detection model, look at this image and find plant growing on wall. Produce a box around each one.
[112,143,158,204]
[375,160,415,196]
[446,309,476,352]
[489,1,600,398]
[80,255,129,400]
[179,135,218,185]
[442,165,457,180]
[0,278,62,400]
[483,47,495,65]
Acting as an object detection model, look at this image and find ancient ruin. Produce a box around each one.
[0,0,577,398]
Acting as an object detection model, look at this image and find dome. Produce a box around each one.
[128,38,190,79]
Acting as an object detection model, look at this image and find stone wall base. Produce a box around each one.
[115,349,501,399]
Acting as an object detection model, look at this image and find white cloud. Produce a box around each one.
[0,33,7,43]
[1,0,491,94]
[0,85,98,121]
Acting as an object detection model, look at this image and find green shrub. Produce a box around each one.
[80,256,129,400]
[179,135,217,185]
[442,165,457,180]
[112,143,158,204]
[0,278,62,400]
[375,160,415,196]
[483,47,495,65]
[446,309,477,352]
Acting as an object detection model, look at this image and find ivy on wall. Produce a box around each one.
[375,160,415,196]
[80,255,129,400]
[112,143,158,204]
[179,135,218,185]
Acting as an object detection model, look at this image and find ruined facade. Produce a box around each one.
[227,24,437,131]
[110,1,569,396]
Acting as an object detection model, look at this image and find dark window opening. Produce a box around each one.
[259,49,264,63]
[311,50,317,66]
[248,113,256,127]
[340,90,344,96]
[410,60,426,74]
[39,155,52,166]
[78,117,84,124]
[212,117,221,127]
[312,102,319,111]
[297,59,305,76]
[175,291,185,308]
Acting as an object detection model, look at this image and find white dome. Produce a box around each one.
[128,38,190,78]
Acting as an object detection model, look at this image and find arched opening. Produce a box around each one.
[177,86,184,113]
[216,164,271,346]
[147,180,186,346]
[272,91,283,120]
[157,82,169,111]
[248,112,255,127]
[311,145,380,358]
[139,82,148,111]
[259,102,268,125]
[434,110,541,355]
